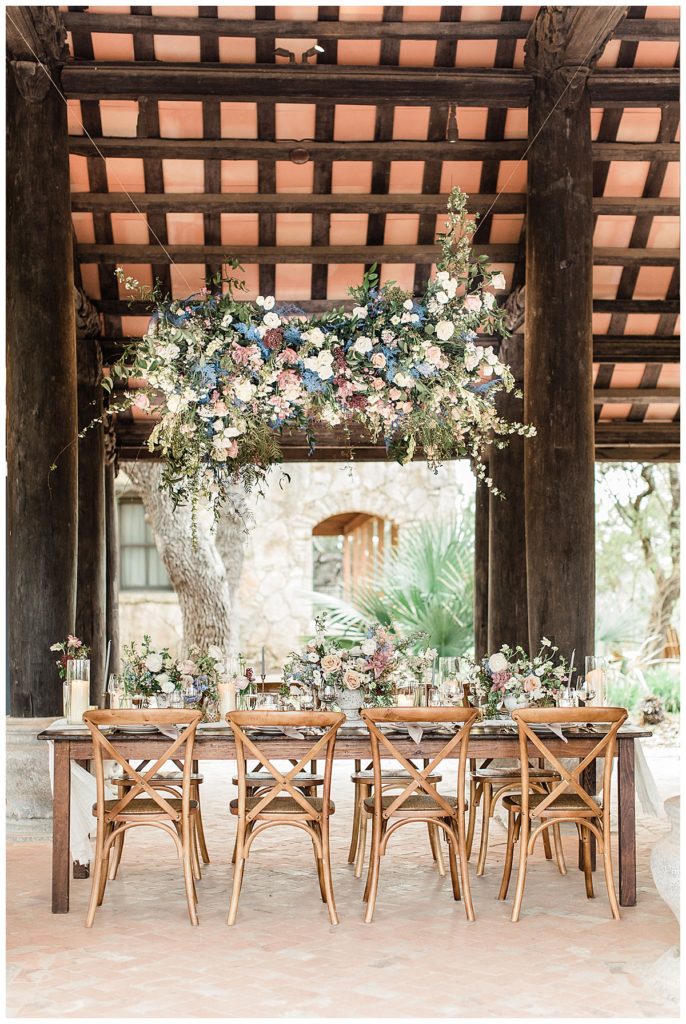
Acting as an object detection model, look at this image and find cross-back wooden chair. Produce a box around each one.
[360,706,478,924]
[467,757,565,876]
[228,710,345,926]
[499,706,628,922]
[109,757,208,882]
[348,759,445,878]
[83,709,202,928]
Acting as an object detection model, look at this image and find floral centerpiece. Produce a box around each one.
[470,639,570,716]
[120,635,180,703]
[284,618,411,718]
[108,188,534,529]
[177,644,226,721]
[50,635,90,680]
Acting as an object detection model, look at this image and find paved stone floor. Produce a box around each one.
[6,743,680,1019]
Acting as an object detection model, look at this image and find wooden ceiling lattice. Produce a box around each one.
[62,4,681,463]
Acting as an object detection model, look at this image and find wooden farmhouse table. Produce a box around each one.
[38,722,650,914]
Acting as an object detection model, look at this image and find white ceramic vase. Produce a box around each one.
[504,694,529,713]
[336,686,364,721]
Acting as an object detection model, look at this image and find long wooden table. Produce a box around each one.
[38,723,650,914]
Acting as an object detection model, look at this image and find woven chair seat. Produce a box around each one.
[364,793,465,815]
[473,766,559,781]
[110,772,204,786]
[504,792,600,815]
[94,798,199,817]
[232,772,323,787]
[230,795,334,817]
[352,770,442,784]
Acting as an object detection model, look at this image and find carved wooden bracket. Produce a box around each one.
[525,6,628,96]
[9,60,52,103]
[74,286,102,339]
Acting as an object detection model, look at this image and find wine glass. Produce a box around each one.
[107,673,124,709]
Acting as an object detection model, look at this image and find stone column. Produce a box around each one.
[7,9,76,717]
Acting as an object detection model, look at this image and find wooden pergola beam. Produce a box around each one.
[112,417,680,460]
[61,11,680,42]
[62,63,534,105]
[74,242,678,266]
[62,63,679,106]
[70,192,680,217]
[75,242,522,263]
[66,137,680,163]
[97,335,682,365]
[93,297,679,317]
[594,387,679,404]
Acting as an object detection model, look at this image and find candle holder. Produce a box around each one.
[66,659,91,725]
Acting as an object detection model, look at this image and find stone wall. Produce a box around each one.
[119,461,472,670]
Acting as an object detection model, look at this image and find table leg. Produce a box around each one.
[73,759,91,878]
[578,759,597,871]
[52,742,71,913]
[617,737,637,907]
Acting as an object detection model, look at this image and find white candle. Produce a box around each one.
[68,679,90,724]
[261,646,266,677]
[218,681,236,719]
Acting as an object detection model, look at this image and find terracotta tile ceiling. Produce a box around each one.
[61,4,681,460]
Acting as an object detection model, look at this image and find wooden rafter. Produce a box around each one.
[61,11,680,42]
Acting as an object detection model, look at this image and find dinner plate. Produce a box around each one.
[116,724,159,734]
[197,721,230,731]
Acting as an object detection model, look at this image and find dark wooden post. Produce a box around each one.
[104,417,120,676]
[7,10,77,717]
[473,466,490,661]
[488,331,529,652]
[523,8,625,663]
[75,334,107,704]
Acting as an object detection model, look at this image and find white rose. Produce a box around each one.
[306,327,326,348]
[307,652,320,663]
[483,292,496,309]
[435,321,455,342]
[166,394,186,414]
[436,291,449,304]
[352,305,368,319]
[207,645,223,661]
[50,643,62,651]
[488,653,508,674]
[179,660,197,676]
[145,653,163,673]
[353,336,373,354]
[234,380,256,402]
[464,344,480,372]
[361,639,376,656]
[263,311,281,329]
[403,299,414,310]
[262,296,275,310]
[221,313,233,327]
[491,273,506,290]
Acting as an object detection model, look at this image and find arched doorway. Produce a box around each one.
[312,512,397,599]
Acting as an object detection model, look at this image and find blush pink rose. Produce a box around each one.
[425,346,442,365]
[371,352,386,368]
[371,378,385,391]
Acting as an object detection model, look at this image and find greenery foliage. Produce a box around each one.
[312,514,474,656]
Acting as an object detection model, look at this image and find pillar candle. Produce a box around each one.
[218,681,236,720]
[68,679,90,725]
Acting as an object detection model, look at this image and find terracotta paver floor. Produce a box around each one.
[6,744,680,1018]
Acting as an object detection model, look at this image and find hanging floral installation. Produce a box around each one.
[109,188,534,518]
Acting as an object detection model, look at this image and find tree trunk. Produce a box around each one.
[213,486,250,657]
[125,463,233,652]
